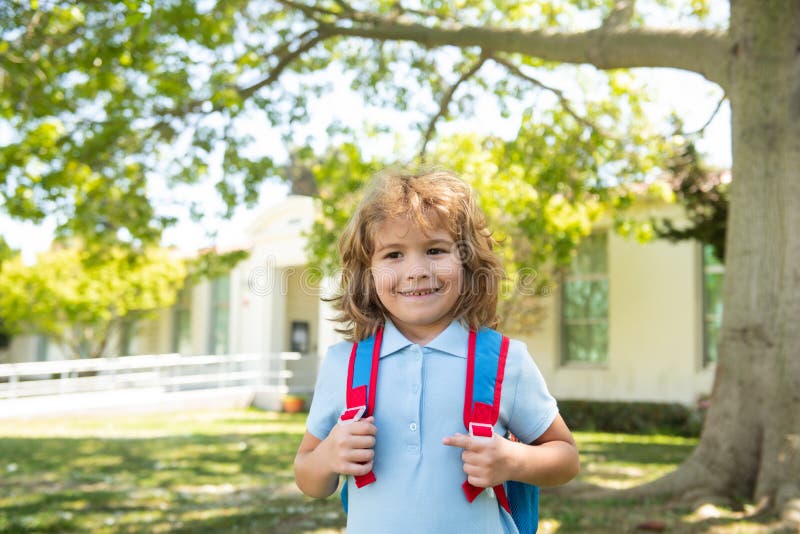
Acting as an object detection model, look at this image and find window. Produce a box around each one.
[208,277,230,355]
[36,335,49,361]
[78,339,90,358]
[561,233,609,364]
[172,287,192,354]
[290,321,310,353]
[702,244,724,366]
[0,320,10,350]
[119,319,137,356]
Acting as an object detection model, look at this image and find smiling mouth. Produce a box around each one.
[398,287,441,296]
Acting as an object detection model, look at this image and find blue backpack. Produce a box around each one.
[339,326,539,533]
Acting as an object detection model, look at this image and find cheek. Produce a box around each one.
[436,261,464,288]
[370,265,397,293]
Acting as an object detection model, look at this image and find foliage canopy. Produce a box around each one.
[0,246,186,358]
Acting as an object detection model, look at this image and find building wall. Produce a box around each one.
[282,266,323,395]
[285,267,320,353]
[527,232,715,405]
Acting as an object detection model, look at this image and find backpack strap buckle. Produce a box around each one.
[339,405,366,424]
[468,422,494,440]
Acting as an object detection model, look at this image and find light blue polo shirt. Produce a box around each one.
[305,320,558,534]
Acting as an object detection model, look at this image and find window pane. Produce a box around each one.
[562,232,609,365]
[705,318,720,364]
[703,244,723,267]
[173,287,192,354]
[571,234,608,275]
[212,308,229,355]
[213,276,230,300]
[176,311,191,354]
[209,277,230,355]
[36,336,49,361]
[119,321,137,356]
[564,323,608,363]
[564,280,608,320]
[704,272,724,318]
[702,244,724,366]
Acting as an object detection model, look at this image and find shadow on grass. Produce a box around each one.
[0,412,347,533]
[0,413,789,533]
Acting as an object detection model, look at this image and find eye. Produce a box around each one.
[427,248,448,255]
[383,251,402,259]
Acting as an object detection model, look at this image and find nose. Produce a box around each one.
[405,253,432,280]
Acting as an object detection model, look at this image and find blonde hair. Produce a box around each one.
[331,167,505,341]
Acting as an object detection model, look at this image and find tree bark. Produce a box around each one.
[319,12,730,84]
[697,0,800,515]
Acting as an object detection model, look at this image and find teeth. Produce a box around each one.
[403,289,436,296]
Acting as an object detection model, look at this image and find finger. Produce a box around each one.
[467,474,490,488]
[352,420,378,436]
[442,433,471,449]
[462,450,478,465]
[346,448,374,464]
[342,461,374,477]
[354,461,374,476]
[348,434,376,449]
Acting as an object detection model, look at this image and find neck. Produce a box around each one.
[390,318,452,346]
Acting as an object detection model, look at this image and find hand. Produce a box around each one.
[442,432,512,488]
[323,416,377,477]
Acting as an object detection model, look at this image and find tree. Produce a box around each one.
[2,0,798,521]
[654,140,729,263]
[0,244,248,359]
[0,246,187,358]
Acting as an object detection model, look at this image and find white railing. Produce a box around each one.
[0,352,300,400]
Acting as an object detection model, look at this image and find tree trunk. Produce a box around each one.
[629,1,800,521]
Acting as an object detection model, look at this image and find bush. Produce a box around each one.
[558,400,704,437]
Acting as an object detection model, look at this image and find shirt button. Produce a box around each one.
[412,384,419,393]
[409,422,417,432]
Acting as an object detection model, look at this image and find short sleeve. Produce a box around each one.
[505,339,558,444]
[305,341,351,441]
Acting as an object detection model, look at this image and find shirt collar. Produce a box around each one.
[380,319,469,359]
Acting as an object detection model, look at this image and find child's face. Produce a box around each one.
[370,216,463,345]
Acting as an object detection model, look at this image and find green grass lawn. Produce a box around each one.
[0,409,788,533]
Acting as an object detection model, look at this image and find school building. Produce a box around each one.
[0,194,722,409]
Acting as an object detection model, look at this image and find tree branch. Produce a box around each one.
[278,0,355,22]
[154,28,328,124]
[418,55,488,160]
[682,92,728,136]
[309,16,730,87]
[238,29,329,100]
[489,54,610,137]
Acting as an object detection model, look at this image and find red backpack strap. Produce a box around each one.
[462,328,512,513]
[343,327,383,488]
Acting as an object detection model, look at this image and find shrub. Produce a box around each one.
[558,400,704,437]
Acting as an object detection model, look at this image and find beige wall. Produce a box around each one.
[524,232,715,405]
[130,309,174,355]
[284,267,320,354]
[1,336,38,363]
